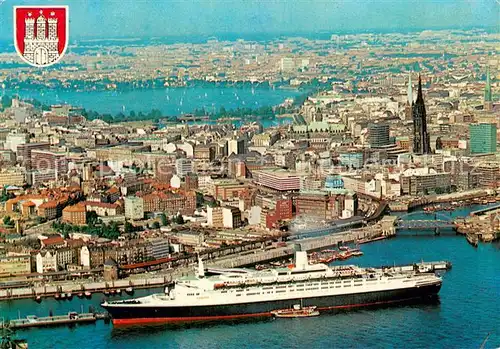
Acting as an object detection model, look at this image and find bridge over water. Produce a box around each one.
[394,212,459,235]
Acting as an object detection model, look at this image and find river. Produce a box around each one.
[1,206,499,348]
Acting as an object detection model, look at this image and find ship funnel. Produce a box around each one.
[295,251,308,270]
[197,254,205,278]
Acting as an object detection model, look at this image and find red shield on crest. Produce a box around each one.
[13,6,69,67]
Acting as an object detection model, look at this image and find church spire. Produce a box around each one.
[412,74,430,155]
[416,74,424,103]
[484,69,492,102]
[407,73,413,105]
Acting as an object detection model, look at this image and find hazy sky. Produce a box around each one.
[0,0,497,40]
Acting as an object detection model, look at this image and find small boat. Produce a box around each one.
[339,246,349,251]
[66,293,73,300]
[60,293,66,300]
[466,234,478,248]
[54,293,61,300]
[34,295,42,303]
[125,287,134,295]
[116,289,122,295]
[84,291,92,298]
[77,292,84,298]
[104,290,110,296]
[271,305,319,318]
[337,251,353,260]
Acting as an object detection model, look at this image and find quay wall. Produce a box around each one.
[0,277,170,300]
[209,228,380,268]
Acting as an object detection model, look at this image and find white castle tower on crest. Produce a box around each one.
[23,10,59,65]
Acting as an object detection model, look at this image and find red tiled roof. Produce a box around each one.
[42,236,65,246]
[39,201,58,209]
[120,257,175,270]
[66,238,85,247]
[63,204,86,213]
[83,201,118,209]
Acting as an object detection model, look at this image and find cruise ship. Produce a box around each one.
[101,251,443,325]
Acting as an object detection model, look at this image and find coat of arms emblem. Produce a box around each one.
[13,6,69,67]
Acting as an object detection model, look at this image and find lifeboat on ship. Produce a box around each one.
[277,276,292,283]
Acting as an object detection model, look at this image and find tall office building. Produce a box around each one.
[412,76,431,154]
[368,123,390,147]
[469,123,497,155]
[175,158,193,177]
[280,57,295,72]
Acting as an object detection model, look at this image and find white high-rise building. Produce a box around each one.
[124,196,144,220]
[280,57,295,72]
[227,138,245,156]
[175,158,193,177]
[5,132,29,152]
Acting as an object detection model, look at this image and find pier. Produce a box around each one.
[0,276,172,301]
[2,312,109,329]
[469,204,500,216]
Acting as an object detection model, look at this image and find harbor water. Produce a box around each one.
[1,207,499,348]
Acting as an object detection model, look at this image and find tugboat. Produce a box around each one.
[271,304,320,318]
